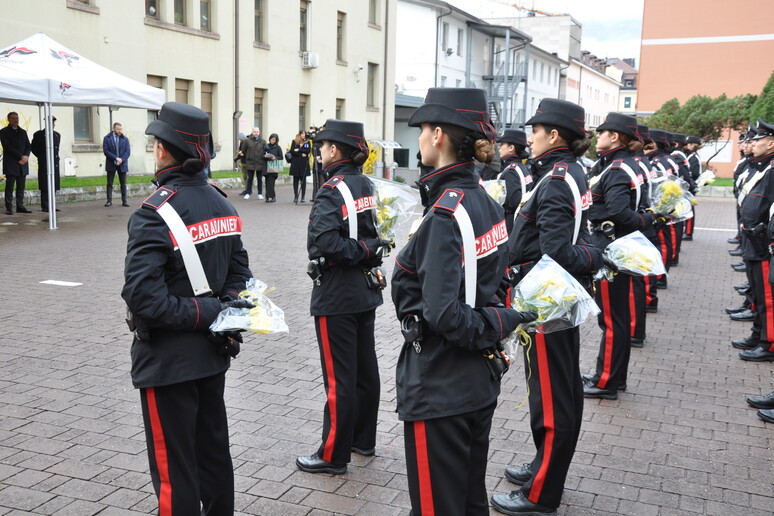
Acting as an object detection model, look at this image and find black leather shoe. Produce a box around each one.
[683,235,693,241]
[730,309,755,321]
[656,279,667,289]
[490,491,558,515]
[671,260,679,267]
[734,282,750,291]
[732,338,758,350]
[16,206,31,213]
[583,382,618,400]
[726,305,748,314]
[746,391,774,409]
[728,237,741,244]
[758,409,774,423]
[581,374,626,391]
[105,201,112,207]
[739,346,774,362]
[732,263,747,272]
[351,446,375,457]
[729,247,743,256]
[504,464,533,485]
[630,337,644,348]
[296,454,346,474]
[5,209,11,215]
[122,202,130,207]
[645,305,658,313]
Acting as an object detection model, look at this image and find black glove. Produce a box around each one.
[639,211,655,229]
[602,255,619,274]
[480,307,539,346]
[208,330,243,358]
[221,298,255,311]
[362,238,395,259]
[492,276,513,306]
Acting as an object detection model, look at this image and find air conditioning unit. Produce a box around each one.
[301,51,319,69]
[64,157,77,177]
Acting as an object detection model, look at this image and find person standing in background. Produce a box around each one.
[289,130,311,203]
[237,127,266,200]
[103,122,131,207]
[263,133,282,202]
[1,112,32,215]
[30,116,61,212]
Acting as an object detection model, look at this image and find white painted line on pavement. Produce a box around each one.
[39,280,83,287]
[695,227,736,232]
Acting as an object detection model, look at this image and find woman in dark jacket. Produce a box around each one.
[391,88,536,516]
[289,130,311,203]
[263,133,283,202]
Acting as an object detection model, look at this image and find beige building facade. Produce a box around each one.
[1,0,396,177]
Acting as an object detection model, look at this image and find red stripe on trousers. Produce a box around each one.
[670,225,677,260]
[629,277,636,337]
[146,388,173,516]
[658,231,668,265]
[762,262,774,351]
[686,216,693,234]
[413,421,435,516]
[644,275,652,305]
[528,333,555,503]
[319,316,338,462]
[598,280,614,389]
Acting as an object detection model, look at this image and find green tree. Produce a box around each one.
[749,70,774,122]
[646,98,682,131]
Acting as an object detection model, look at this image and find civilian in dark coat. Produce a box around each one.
[289,130,311,203]
[238,128,266,198]
[0,112,32,214]
[103,122,131,207]
[263,133,283,202]
[30,117,61,212]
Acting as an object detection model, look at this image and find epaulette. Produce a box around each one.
[142,186,177,210]
[209,183,228,198]
[610,159,624,169]
[323,175,344,189]
[549,162,570,179]
[433,188,464,217]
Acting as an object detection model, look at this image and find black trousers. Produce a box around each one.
[245,170,263,195]
[520,330,583,509]
[106,170,127,203]
[749,260,774,351]
[139,373,233,516]
[264,172,277,200]
[293,176,307,201]
[4,175,26,210]
[656,225,672,287]
[314,310,380,465]
[404,402,495,516]
[38,170,60,210]
[629,276,647,341]
[590,275,631,390]
[671,221,684,264]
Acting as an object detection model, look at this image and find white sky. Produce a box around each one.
[446,0,645,65]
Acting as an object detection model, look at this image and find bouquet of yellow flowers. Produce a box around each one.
[670,196,695,223]
[210,278,289,334]
[369,176,422,243]
[481,179,506,204]
[649,177,688,215]
[595,231,667,280]
[509,255,599,335]
[696,169,715,190]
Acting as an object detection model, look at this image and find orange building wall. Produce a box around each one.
[638,0,774,176]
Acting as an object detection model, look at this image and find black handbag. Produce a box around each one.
[285,150,293,162]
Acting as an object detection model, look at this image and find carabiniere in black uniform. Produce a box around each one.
[392,87,535,516]
[298,119,387,475]
[497,128,533,233]
[492,99,604,516]
[122,102,252,515]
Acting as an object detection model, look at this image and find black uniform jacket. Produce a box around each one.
[740,152,774,261]
[734,156,751,197]
[0,125,30,176]
[500,154,533,233]
[687,152,701,181]
[633,152,659,241]
[588,146,652,248]
[391,161,512,421]
[31,130,61,175]
[509,147,602,277]
[671,150,697,193]
[307,159,383,316]
[122,165,252,389]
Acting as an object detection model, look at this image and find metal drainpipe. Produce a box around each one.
[382,0,390,178]
[233,0,240,166]
[434,5,452,86]
[502,28,511,133]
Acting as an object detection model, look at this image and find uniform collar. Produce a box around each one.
[154,164,208,187]
[531,146,573,172]
[752,151,774,170]
[500,154,520,168]
[323,159,359,175]
[596,145,629,169]
[418,161,479,206]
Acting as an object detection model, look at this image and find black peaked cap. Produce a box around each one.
[597,112,638,139]
[315,119,369,153]
[525,98,586,139]
[146,102,211,165]
[408,87,497,142]
[497,129,528,147]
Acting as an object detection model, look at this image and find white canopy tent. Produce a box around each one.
[0,33,165,229]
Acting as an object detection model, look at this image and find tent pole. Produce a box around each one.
[45,103,56,230]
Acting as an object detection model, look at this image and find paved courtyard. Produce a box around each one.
[0,186,772,515]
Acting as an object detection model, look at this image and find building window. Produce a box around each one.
[495,44,502,68]
[456,79,461,87]
[147,75,165,140]
[254,0,264,43]
[457,28,463,56]
[336,98,345,120]
[174,0,185,24]
[442,22,449,52]
[624,79,634,87]
[73,107,93,142]
[440,76,447,87]
[201,81,215,126]
[254,88,265,129]
[299,94,309,132]
[200,0,210,31]
[369,0,378,25]
[624,96,632,109]
[146,0,158,18]
[367,63,378,108]
[175,78,190,103]
[540,63,545,83]
[337,11,346,62]
[300,0,309,52]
